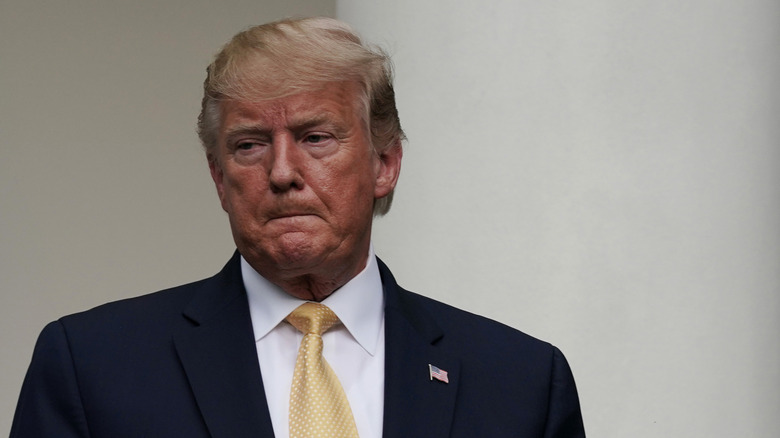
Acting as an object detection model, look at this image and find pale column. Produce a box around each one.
[339,1,780,437]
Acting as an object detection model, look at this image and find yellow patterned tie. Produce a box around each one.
[286,302,360,438]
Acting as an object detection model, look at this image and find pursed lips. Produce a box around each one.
[267,211,320,222]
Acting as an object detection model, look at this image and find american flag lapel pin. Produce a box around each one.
[428,364,449,383]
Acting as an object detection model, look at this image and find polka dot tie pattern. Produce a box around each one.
[286,303,360,438]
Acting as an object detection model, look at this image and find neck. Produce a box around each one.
[277,275,352,302]
[246,249,370,302]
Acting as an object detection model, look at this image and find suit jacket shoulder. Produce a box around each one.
[379,259,585,438]
[11,252,274,438]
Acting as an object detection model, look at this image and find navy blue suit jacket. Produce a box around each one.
[11,253,585,437]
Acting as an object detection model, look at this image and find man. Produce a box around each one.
[11,17,585,437]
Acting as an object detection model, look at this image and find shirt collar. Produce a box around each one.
[242,245,384,356]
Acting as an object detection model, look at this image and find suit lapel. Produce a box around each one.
[173,253,275,438]
[172,254,460,437]
[379,259,460,438]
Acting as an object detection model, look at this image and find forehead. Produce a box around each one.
[219,80,366,129]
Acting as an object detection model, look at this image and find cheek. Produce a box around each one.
[222,170,265,207]
[325,164,371,197]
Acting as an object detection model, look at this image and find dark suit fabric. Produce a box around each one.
[11,253,585,437]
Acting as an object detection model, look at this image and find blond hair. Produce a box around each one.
[197,17,404,215]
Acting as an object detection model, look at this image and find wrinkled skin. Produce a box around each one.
[208,81,402,301]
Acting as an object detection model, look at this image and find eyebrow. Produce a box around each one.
[223,124,271,139]
[288,113,343,133]
[225,114,349,140]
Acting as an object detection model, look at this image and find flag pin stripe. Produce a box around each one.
[428,363,449,383]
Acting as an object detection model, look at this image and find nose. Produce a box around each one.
[269,133,304,193]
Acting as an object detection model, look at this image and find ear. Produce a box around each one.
[208,153,229,212]
[373,140,403,199]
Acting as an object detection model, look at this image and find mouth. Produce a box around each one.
[268,212,319,222]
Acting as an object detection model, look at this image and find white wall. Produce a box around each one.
[338,1,780,437]
[0,0,335,433]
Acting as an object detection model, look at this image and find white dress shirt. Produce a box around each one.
[242,248,385,438]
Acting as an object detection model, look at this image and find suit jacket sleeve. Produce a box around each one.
[544,347,586,438]
[11,321,91,438]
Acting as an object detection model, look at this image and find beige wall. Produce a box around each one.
[339,1,780,437]
[0,0,335,432]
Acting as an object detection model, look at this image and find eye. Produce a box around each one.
[304,133,331,145]
[236,141,259,150]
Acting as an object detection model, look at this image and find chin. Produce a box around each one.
[251,233,330,270]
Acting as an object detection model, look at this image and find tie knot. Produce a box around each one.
[286,302,341,335]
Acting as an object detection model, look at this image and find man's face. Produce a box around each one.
[209,81,401,298]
